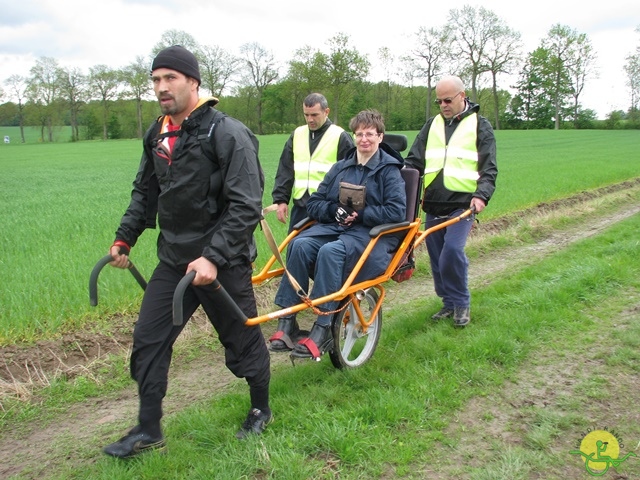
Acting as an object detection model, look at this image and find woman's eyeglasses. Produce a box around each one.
[435,92,462,105]
[354,132,380,140]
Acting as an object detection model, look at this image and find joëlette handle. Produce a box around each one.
[172,271,248,327]
[89,254,147,306]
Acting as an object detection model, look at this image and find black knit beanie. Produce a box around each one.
[151,45,201,85]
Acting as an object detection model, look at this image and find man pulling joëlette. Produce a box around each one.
[102,45,272,459]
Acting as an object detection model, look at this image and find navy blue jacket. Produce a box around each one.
[302,143,406,282]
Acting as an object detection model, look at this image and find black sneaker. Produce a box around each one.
[103,429,166,458]
[236,408,272,440]
[431,307,454,321]
[453,306,470,327]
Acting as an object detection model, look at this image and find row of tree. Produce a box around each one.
[1,7,639,143]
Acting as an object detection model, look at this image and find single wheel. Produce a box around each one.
[329,289,382,369]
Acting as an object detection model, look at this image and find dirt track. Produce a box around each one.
[1,179,639,479]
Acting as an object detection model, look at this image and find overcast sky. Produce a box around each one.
[1,0,638,119]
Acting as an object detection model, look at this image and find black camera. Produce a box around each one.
[335,205,354,225]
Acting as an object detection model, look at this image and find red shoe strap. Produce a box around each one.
[297,337,321,359]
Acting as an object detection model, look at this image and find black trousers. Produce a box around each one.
[130,261,270,428]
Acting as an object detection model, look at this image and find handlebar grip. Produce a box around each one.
[172,272,248,327]
[173,271,197,326]
[89,254,147,306]
[89,255,116,306]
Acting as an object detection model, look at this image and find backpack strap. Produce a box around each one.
[141,118,165,229]
[198,108,227,161]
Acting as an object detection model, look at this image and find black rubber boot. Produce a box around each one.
[268,315,300,352]
[291,322,333,359]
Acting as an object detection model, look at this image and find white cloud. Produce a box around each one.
[1,0,638,118]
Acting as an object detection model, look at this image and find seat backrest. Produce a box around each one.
[380,133,420,221]
[401,167,421,222]
[381,133,407,153]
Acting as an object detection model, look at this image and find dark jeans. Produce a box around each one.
[425,210,475,309]
[274,234,347,327]
[131,261,270,428]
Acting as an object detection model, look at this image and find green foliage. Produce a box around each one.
[507,48,557,129]
[3,80,635,136]
[107,114,122,139]
[573,108,597,129]
[83,109,102,140]
[0,101,19,126]
[2,26,639,134]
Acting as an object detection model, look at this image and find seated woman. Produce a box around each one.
[269,109,407,359]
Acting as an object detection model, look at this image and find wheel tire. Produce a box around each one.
[329,289,382,369]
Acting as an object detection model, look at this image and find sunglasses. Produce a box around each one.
[435,91,462,105]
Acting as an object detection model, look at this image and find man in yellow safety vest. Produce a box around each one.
[272,93,354,232]
[405,75,498,328]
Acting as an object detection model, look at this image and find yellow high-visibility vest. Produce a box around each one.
[292,124,343,199]
[423,114,479,193]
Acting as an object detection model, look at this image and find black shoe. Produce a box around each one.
[291,322,333,359]
[236,408,273,439]
[454,306,470,327]
[431,307,454,321]
[103,428,166,458]
[269,315,300,352]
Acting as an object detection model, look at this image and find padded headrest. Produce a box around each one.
[381,133,408,153]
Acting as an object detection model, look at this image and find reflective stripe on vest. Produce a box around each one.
[292,124,342,199]
[423,114,479,193]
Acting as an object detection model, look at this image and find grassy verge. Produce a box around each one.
[32,207,640,479]
[2,184,638,429]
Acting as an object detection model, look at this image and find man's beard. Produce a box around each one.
[158,95,178,115]
[160,103,177,115]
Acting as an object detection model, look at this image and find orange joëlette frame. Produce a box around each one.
[247,208,474,331]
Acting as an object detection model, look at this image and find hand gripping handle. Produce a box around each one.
[89,254,147,306]
[172,271,248,327]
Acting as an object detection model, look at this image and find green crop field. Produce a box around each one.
[2,128,640,480]
[0,125,77,145]
[1,130,639,344]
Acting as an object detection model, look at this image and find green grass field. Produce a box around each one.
[2,129,640,479]
[0,126,77,145]
[46,211,640,479]
[1,130,639,344]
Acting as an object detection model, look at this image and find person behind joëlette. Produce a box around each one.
[271,92,354,232]
[404,74,497,328]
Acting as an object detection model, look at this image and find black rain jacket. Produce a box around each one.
[115,99,264,270]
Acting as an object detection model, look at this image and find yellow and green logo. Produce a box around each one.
[570,428,637,476]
